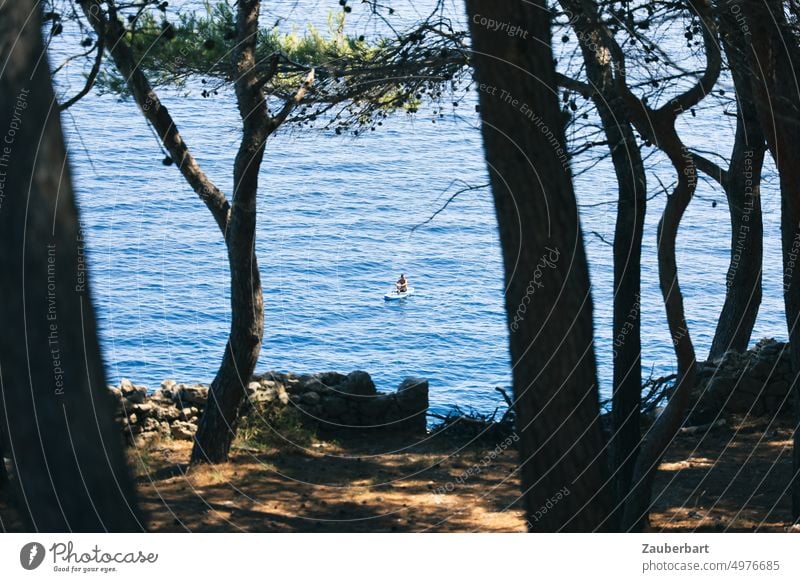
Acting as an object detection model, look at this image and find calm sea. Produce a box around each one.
[52,1,788,417]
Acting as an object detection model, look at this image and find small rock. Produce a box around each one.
[171,421,197,440]
[133,431,160,448]
[131,402,156,417]
[142,417,161,432]
[277,385,289,405]
[177,384,209,406]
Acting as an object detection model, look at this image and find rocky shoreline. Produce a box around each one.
[110,371,429,448]
[111,339,795,449]
[691,338,795,422]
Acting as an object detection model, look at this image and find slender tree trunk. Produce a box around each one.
[466,0,611,532]
[81,0,266,464]
[606,99,646,527]
[741,0,800,520]
[559,0,647,529]
[0,0,141,531]
[608,0,720,530]
[191,0,267,464]
[708,9,766,360]
[708,127,764,360]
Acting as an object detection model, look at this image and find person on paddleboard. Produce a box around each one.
[396,273,408,293]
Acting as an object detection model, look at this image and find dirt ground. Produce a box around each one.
[132,429,527,533]
[1,414,797,532]
[649,414,796,532]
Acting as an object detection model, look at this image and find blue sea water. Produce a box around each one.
[52,1,789,417]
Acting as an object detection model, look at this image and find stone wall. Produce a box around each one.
[691,339,795,422]
[111,371,429,447]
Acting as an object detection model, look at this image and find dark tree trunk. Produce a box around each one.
[0,420,7,486]
[191,0,267,464]
[0,0,141,531]
[707,8,766,360]
[466,0,611,532]
[559,0,647,529]
[82,0,267,464]
[608,0,720,530]
[741,0,800,520]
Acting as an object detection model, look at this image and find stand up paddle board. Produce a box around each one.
[384,287,415,301]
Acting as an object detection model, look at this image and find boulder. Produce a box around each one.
[176,384,208,407]
[120,379,147,403]
[341,370,376,396]
[304,378,333,396]
[302,391,321,405]
[313,371,348,387]
[160,379,177,399]
[321,395,348,418]
[396,377,429,411]
[359,395,392,418]
[130,402,156,418]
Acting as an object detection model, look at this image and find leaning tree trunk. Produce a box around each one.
[466,0,611,532]
[0,0,141,531]
[707,7,766,360]
[741,0,800,520]
[559,0,647,529]
[191,0,267,464]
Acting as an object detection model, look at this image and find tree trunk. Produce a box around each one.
[0,420,7,487]
[190,213,263,463]
[191,0,267,464]
[81,0,266,464]
[559,0,647,529]
[0,0,141,531]
[608,0,720,530]
[741,0,800,520]
[708,8,766,360]
[466,0,611,532]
